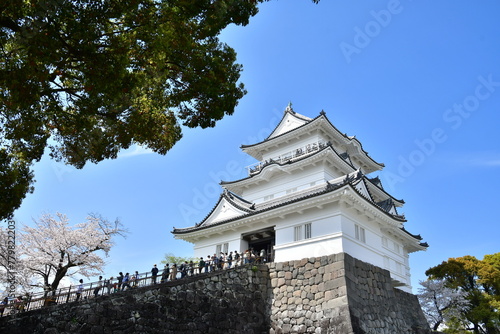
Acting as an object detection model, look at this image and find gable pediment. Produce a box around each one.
[268,110,310,139]
[201,197,248,227]
[354,179,372,201]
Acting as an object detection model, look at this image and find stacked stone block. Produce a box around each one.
[0,266,271,334]
[1,253,431,334]
[267,253,430,334]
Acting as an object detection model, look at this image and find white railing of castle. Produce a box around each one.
[246,140,328,175]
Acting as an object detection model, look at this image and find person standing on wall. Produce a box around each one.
[76,279,84,301]
[151,264,159,284]
[117,272,124,290]
[93,276,103,297]
[169,264,178,281]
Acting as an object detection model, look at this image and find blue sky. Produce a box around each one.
[12,0,500,290]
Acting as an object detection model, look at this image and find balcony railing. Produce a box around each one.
[246,140,328,175]
[0,258,270,317]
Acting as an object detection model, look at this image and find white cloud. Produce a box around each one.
[459,152,500,167]
[473,159,500,167]
[118,145,154,159]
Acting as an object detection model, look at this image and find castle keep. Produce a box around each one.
[173,105,428,293]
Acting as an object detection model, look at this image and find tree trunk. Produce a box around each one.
[50,266,70,295]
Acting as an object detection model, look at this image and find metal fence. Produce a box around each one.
[0,257,268,317]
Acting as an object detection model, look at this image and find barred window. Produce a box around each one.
[304,223,312,239]
[294,223,312,241]
[294,225,302,241]
[355,224,366,243]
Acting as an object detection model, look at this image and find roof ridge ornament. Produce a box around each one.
[356,168,363,179]
[285,101,295,114]
[320,109,326,116]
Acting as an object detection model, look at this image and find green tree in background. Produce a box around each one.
[0,0,318,220]
[425,253,500,334]
[161,252,196,266]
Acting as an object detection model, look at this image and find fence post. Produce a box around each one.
[66,286,72,303]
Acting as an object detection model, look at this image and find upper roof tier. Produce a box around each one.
[241,105,384,175]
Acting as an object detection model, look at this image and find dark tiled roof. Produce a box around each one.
[263,106,312,140]
[377,198,396,212]
[366,176,405,205]
[221,142,355,186]
[191,190,255,229]
[368,176,383,188]
[401,227,429,248]
[173,172,409,235]
[240,110,318,149]
[240,110,384,169]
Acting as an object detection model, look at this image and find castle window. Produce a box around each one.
[264,194,274,201]
[294,225,302,241]
[294,223,312,241]
[384,256,390,269]
[382,237,388,247]
[355,224,366,243]
[216,243,229,255]
[304,223,312,239]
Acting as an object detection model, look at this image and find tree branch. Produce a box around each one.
[0,17,20,32]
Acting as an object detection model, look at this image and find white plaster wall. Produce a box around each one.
[274,234,344,262]
[275,213,342,245]
[240,166,342,203]
[193,233,241,259]
[339,212,413,291]
[191,195,414,291]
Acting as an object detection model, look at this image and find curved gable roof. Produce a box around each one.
[221,143,356,191]
[173,170,413,236]
[241,109,384,173]
[172,176,427,253]
[192,190,255,229]
[365,176,405,206]
[266,104,312,139]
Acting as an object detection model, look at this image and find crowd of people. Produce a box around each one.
[165,249,269,280]
[0,295,29,316]
[81,249,269,297]
[0,249,270,316]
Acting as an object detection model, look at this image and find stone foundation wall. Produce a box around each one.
[0,266,270,334]
[267,253,431,334]
[1,253,430,334]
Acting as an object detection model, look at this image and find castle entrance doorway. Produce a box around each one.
[242,227,275,263]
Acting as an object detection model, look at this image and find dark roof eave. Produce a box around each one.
[172,182,406,235]
[366,177,405,204]
[240,112,321,149]
[222,143,356,186]
[240,113,384,169]
[400,226,428,245]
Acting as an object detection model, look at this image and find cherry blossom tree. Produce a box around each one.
[417,278,468,331]
[17,212,126,294]
[0,226,34,294]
